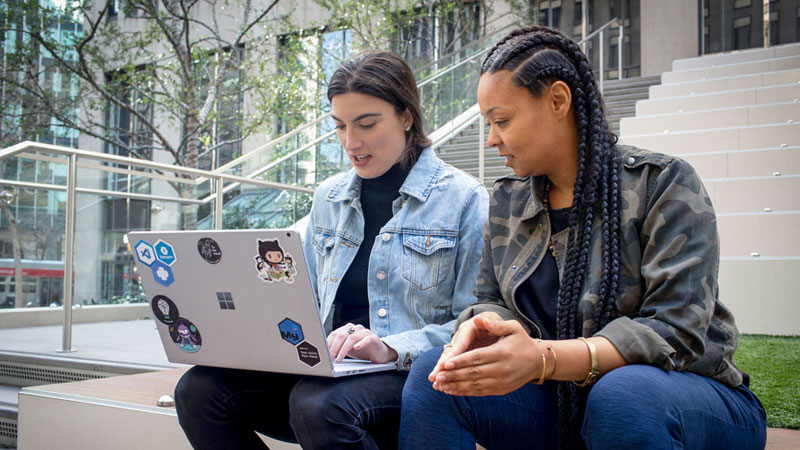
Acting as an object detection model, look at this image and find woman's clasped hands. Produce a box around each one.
[428,312,545,397]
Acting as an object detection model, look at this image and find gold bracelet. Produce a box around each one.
[531,353,547,385]
[573,337,599,387]
[546,344,557,379]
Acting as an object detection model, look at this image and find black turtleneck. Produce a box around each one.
[332,163,410,330]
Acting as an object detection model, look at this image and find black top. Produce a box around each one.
[332,163,410,330]
[515,206,570,340]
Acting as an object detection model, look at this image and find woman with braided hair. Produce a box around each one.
[399,26,766,449]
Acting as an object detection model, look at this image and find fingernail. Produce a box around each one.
[353,344,360,349]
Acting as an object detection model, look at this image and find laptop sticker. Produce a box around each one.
[169,317,202,353]
[254,239,297,283]
[296,341,321,367]
[216,292,235,310]
[197,238,222,264]
[278,318,304,345]
[154,239,176,266]
[151,295,179,325]
[151,260,175,287]
[134,240,156,266]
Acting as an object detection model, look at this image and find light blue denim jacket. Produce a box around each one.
[302,148,488,370]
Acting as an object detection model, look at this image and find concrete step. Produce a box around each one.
[620,101,800,135]
[671,42,800,71]
[663,55,800,84]
[619,122,799,154]
[719,258,800,335]
[604,75,661,90]
[636,84,800,116]
[679,147,800,179]
[718,212,800,257]
[649,68,800,99]
[705,175,800,214]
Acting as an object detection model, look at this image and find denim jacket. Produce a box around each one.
[302,148,489,370]
[458,146,743,387]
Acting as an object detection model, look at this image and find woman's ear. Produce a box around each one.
[548,81,572,119]
[402,109,413,131]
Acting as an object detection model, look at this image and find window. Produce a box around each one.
[733,16,751,49]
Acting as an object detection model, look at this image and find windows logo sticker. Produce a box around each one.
[216,292,235,310]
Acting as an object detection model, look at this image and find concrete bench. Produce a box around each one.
[17,368,298,449]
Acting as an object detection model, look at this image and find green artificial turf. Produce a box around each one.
[735,334,800,429]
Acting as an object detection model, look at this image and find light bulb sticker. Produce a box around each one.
[151,295,179,325]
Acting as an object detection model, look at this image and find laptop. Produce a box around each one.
[127,229,396,377]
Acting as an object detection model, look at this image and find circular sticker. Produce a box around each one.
[169,317,202,353]
[197,238,222,264]
[151,295,179,325]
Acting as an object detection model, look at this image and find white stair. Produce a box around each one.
[619,43,800,335]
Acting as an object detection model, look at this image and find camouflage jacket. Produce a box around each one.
[457,145,743,387]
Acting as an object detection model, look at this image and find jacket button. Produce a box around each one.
[376,271,386,279]
[377,308,387,318]
[382,233,391,242]
[626,156,635,165]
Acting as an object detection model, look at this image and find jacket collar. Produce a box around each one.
[520,175,547,221]
[325,147,444,203]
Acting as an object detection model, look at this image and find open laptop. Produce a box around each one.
[127,229,396,377]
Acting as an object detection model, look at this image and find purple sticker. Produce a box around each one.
[169,317,202,353]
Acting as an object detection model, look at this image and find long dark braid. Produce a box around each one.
[482,26,621,450]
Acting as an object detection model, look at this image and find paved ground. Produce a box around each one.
[0,319,798,448]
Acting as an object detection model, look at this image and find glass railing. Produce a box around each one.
[0,141,314,348]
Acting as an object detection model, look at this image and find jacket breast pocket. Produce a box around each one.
[312,230,336,256]
[401,233,457,291]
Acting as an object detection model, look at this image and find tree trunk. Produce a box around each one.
[0,200,24,308]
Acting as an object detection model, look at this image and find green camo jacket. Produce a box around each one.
[457,145,743,387]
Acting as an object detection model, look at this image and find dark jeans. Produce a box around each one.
[175,365,408,450]
[400,347,767,450]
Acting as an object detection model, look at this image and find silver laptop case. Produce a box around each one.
[127,229,394,377]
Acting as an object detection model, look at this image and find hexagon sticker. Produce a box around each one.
[154,239,176,266]
[151,260,175,287]
[135,240,156,266]
[278,318,304,346]
[296,341,321,367]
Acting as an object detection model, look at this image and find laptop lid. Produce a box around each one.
[127,229,393,377]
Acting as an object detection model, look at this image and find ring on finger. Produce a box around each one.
[347,326,356,334]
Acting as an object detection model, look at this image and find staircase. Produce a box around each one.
[619,43,800,335]
[603,75,661,135]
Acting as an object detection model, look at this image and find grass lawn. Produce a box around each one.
[735,334,800,429]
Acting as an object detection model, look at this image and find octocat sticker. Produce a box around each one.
[254,239,296,283]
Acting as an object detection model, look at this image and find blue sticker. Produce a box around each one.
[278,318,304,345]
[151,260,175,287]
[154,239,176,266]
[135,240,156,266]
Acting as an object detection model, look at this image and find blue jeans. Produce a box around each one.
[175,365,408,450]
[400,347,767,450]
